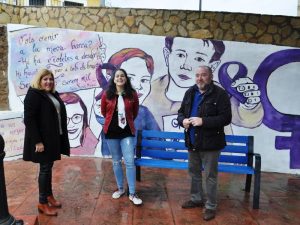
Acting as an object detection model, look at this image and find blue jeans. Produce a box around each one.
[106,137,136,195]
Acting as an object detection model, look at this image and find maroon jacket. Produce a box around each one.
[101,91,139,135]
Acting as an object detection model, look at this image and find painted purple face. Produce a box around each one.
[166,38,215,88]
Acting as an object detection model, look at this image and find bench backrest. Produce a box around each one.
[136,130,254,167]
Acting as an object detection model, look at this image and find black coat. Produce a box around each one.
[177,83,232,151]
[23,87,70,163]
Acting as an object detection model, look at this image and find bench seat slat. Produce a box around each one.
[135,159,255,174]
[225,135,249,143]
[141,149,188,160]
[141,141,250,153]
[219,155,248,164]
[222,145,249,153]
[218,164,254,174]
[142,130,248,143]
[136,158,188,169]
[142,130,184,139]
[141,150,248,164]
[141,139,186,149]
[141,131,250,145]
[141,141,250,152]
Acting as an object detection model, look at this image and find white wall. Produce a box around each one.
[106,0,199,10]
[202,0,298,16]
[107,0,298,16]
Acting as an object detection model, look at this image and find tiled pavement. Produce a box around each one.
[3,157,300,225]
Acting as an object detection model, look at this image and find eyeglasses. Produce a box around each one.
[67,114,83,124]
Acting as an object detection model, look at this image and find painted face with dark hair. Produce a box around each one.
[66,102,84,145]
[122,58,151,104]
[164,38,217,88]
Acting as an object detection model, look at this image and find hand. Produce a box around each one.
[35,142,44,153]
[189,117,203,126]
[231,77,261,109]
[183,118,191,129]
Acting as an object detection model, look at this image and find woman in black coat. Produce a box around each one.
[23,69,70,216]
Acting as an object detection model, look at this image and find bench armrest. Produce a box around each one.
[249,152,261,173]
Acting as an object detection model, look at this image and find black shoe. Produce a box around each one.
[182,200,204,209]
[203,209,216,221]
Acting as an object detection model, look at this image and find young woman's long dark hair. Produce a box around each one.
[106,68,135,99]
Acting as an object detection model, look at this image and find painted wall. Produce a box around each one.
[4,25,300,175]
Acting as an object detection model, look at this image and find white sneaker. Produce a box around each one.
[129,194,143,205]
[112,189,125,199]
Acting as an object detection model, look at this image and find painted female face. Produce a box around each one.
[122,58,151,104]
[40,74,54,92]
[65,102,84,142]
[114,70,127,88]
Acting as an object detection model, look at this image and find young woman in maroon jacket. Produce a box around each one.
[101,68,142,205]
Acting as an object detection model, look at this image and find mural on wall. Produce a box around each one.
[143,37,263,133]
[60,92,99,156]
[11,27,106,95]
[252,49,300,169]
[6,25,300,173]
[0,116,25,158]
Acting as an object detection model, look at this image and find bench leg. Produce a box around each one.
[245,174,252,192]
[253,172,261,209]
[136,166,141,182]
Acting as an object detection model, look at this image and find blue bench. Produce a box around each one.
[135,129,261,209]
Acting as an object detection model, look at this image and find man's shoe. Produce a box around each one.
[203,209,216,221]
[47,195,62,208]
[37,203,58,216]
[182,200,204,209]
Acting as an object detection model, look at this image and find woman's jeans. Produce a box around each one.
[39,162,54,204]
[106,137,136,195]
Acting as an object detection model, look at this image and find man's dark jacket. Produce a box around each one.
[177,82,232,151]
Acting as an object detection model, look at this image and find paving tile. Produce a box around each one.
[133,219,174,225]
[91,194,133,225]
[2,158,300,225]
